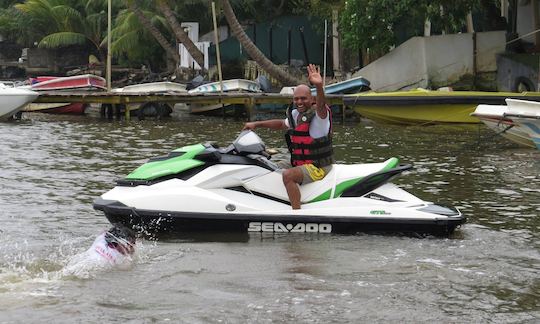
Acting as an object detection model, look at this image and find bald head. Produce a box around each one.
[292,84,313,112]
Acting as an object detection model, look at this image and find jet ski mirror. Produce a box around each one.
[233,130,266,154]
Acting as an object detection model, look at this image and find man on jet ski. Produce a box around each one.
[243,64,333,209]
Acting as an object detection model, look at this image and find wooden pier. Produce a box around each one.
[32,91,347,121]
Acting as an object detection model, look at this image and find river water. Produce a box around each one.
[0,110,539,323]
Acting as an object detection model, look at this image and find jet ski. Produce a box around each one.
[93,131,465,236]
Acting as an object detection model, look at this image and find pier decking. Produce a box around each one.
[33,91,346,120]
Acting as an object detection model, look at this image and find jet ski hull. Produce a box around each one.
[94,198,465,237]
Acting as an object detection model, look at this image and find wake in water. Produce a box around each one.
[62,225,137,278]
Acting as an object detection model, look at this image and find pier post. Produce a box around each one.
[114,104,122,119]
[102,104,114,119]
[246,97,256,121]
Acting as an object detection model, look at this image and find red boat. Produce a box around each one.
[23,74,105,115]
[23,102,88,115]
[29,74,106,91]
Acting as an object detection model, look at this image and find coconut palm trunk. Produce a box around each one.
[155,0,205,69]
[221,0,301,86]
[124,0,180,64]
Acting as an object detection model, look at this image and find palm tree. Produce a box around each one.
[154,0,205,69]
[109,4,171,69]
[15,0,108,60]
[221,0,301,86]
[122,0,180,64]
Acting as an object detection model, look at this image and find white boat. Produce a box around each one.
[187,79,261,94]
[505,99,540,150]
[0,81,16,88]
[109,81,188,118]
[471,104,534,147]
[112,81,187,93]
[188,79,261,114]
[279,76,371,95]
[0,84,39,121]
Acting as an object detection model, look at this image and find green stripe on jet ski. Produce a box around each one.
[125,144,206,180]
[309,157,400,203]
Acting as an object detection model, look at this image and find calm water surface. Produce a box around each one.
[0,111,539,323]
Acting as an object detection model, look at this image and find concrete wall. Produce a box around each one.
[496,53,538,91]
[0,42,22,61]
[476,31,506,71]
[424,33,474,86]
[517,1,535,44]
[353,31,505,91]
[352,37,428,91]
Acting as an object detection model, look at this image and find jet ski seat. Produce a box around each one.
[341,164,412,198]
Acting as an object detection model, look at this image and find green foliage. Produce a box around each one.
[289,0,342,20]
[339,0,488,52]
[39,30,86,47]
[0,0,24,7]
[0,7,20,41]
[14,0,97,50]
[108,6,169,68]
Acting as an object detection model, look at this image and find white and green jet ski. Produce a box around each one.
[94,131,465,236]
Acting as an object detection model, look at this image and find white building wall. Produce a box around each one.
[178,22,210,70]
[181,22,199,42]
[200,26,229,44]
[180,42,210,70]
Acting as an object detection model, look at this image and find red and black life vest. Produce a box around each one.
[285,105,334,168]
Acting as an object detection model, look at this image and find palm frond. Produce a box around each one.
[50,5,84,30]
[85,11,106,40]
[38,31,87,48]
[110,30,141,55]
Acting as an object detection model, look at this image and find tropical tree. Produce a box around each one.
[14,0,113,61]
[0,6,22,42]
[338,0,489,53]
[154,0,204,69]
[109,2,170,69]
[221,0,301,85]
[120,0,180,65]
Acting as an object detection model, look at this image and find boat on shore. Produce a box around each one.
[188,79,260,94]
[29,74,106,91]
[22,74,106,115]
[111,81,188,118]
[322,76,371,94]
[188,79,261,115]
[112,81,187,94]
[23,102,88,115]
[280,76,371,95]
[471,98,540,149]
[0,84,39,121]
[344,88,540,125]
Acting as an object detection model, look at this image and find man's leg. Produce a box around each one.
[282,167,304,209]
